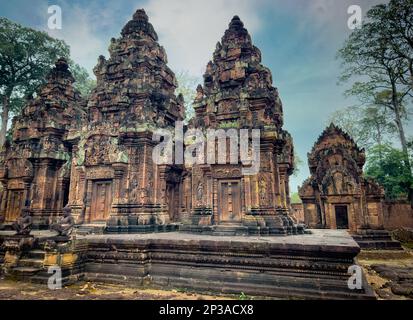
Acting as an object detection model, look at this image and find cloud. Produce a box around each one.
[44,2,112,74]
[144,0,262,77]
[266,0,386,49]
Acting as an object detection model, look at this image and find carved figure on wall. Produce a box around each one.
[50,205,74,237]
[259,176,267,203]
[196,181,204,205]
[12,208,32,236]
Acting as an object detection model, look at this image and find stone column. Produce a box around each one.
[84,179,93,223]
[55,177,65,212]
[0,181,8,222]
[244,175,251,212]
[112,163,127,209]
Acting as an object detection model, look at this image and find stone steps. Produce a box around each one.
[352,234,393,241]
[352,230,403,250]
[18,258,44,268]
[356,240,403,250]
[12,266,43,275]
[9,249,46,279]
[27,250,46,259]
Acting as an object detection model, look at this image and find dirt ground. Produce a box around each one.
[0,278,234,300]
[358,248,413,300]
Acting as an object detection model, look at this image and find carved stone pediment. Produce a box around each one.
[212,165,242,179]
[6,158,33,179]
[321,168,359,196]
[85,166,115,180]
[84,135,128,166]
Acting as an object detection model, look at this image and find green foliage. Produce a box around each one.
[365,144,413,200]
[238,292,251,300]
[0,17,69,111]
[175,71,200,123]
[0,17,95,117]
[69,63,96,98]
[290,192,302,204]
[328,105,397,149]
[337,0,413,194]
[368,0,413,88]
[293,152,303,177]
[337,1,412,124]
[217,121,239,129]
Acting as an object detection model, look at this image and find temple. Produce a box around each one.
[298,124,403,250]
[0,11,298,236]
[299,124,385,231]
[0,10,378,300]
[181,15,298,235]
[0,58,86,228]
[68,9,184,233]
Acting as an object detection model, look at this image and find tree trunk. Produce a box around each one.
[393,102,410,169]
[376,123,383,163]
[391,83,410,167]
[391,87,413,205]
[0,95,10,149]
[409,59,413,92]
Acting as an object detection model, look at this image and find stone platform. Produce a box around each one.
[0,229,375,300]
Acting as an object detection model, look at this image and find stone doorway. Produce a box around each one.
[6,190,24,222]
[90,180,112,222]
[218,180,241,223]
[335,205,349,229]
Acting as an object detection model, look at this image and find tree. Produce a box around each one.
[338,18,412,165]
[290,192,302,204]
[0,17,68,147]
[328,106,370,148]
[70,63,96,98]
[293,152,303,177]
[365,144,413,200]
[361,105,398,149]
[328,105,396,151]
[0,18,94,147]
[175,71,199,123]
[370,0,413,91]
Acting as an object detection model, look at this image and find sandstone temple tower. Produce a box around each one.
[181,16,299,235]
[0,9,378,300]
[0,58,86,228]
[0,10,300,235]
[299,124,385,232]
[68,9,184,232]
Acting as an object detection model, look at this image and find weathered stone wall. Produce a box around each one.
[291,203,304,223]
[383,201,413,230]
[297,200,413,230]
[0,237,4,268]
[78,232,375,299]
[0,58,86,228]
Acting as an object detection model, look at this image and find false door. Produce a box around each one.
[218,180,241,223]
[6,190,24,222]
[90,181,112,222]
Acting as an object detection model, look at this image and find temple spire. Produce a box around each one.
[229,15,244,30]
[121,8,158,40]
[46,57,74,83]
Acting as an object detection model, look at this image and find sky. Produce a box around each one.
[1,0,407,193]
